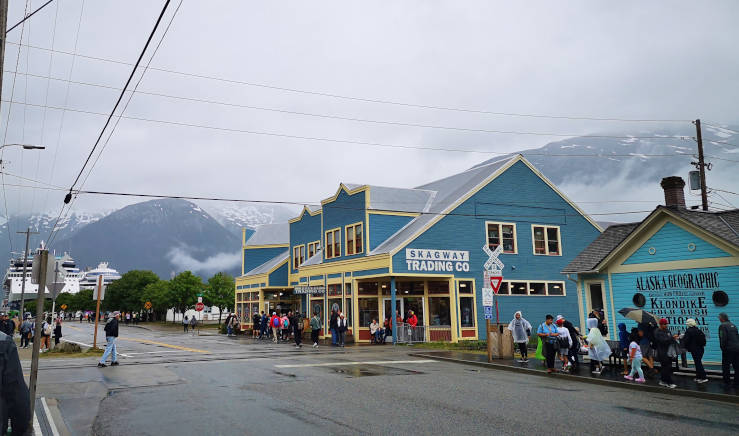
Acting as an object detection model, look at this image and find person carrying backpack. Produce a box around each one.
[280,313,290,341]
[310,312,321,348]
[681,318,708,383]
[270,312,280,343]
[293,312,304,348]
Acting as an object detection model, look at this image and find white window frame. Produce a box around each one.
[485,221,518,254]
[496,280,566,296]
[531,224,562,256]
[293,245,305,269]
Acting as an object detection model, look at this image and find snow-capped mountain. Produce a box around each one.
[198,202,298,237]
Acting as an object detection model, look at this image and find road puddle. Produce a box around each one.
[329,364,424,377]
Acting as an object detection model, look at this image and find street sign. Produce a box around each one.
[61,304,68,310]
[144,301,152,310]
[489,276,503,294]
[482,288,494,307]
[484,306,493,320]
[93,285,106,301]
[195,302,205,311]
[197,296,203,303]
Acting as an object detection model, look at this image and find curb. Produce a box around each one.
[411,352,739,404]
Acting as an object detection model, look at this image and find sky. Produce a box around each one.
[1,0,738,224]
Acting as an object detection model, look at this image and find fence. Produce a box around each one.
[396,323,427,344]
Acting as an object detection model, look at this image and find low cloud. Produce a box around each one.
[167,247,241,275]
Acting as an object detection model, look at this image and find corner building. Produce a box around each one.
[235,155,601,342]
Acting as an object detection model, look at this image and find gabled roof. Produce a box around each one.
[344,184,435,213]
[302,249,323,266]
[244,250,289,276]
[245,223,289,247]
[561,223,639,273]
[562,206,739,274]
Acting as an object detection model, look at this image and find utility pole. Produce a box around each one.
[17,227,39,318]
[693,119,709,211]
[28,249,48,428]
[0,0,8,113]
[93,274,103,348]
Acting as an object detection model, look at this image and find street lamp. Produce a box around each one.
[1,143,45,150]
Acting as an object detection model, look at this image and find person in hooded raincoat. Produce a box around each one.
[586,317,611,374]
[507,311,532,363]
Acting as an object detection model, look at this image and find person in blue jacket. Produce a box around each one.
[618,323,630,375]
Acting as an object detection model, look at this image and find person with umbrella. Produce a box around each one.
[619,307,659,376]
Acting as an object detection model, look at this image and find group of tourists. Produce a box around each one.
[182,315,198,333]
[250,310,309,347]
[0,312,63,352]
[508,309,739,389]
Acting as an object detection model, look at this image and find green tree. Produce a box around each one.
[141,280,171,321]
[203,272,234,325]
[73,289,97,312]
[102,270,159,313]
[168,271,202,323]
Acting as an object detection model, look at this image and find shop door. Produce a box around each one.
[587,282,608,334]
[382,298,424,325]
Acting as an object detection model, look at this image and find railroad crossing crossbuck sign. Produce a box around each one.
[481,244,505,323]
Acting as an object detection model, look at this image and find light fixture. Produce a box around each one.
[460,283,467,288]
[381,284,387,289]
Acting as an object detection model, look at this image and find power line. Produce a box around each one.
[8,70,697,140]
[4,41,693,124]
[4,99,702,160]
[711,187,738,196]
[48,0,173,246]
[6,0,53,34]
[707,140,738,147]
[702,123,739,135]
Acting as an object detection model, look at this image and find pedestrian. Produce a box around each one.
[53,318,63,346]
[383,317,392,342]
[336,312,348,347]
[79,312,84,323]
[624,328,646,383]
[618,323,630,375]
[508,311,532,363]
[560,315,581,369]
[370,318,383,344]
[681,318,708,384]
[190,315,197,335]
[259,311,268,339]
[1,329,31,436]
[225,313,235,337]
[585,317,611,375]
[19,317,32,349]
[330,308,339,346]
[183,315,189,333]
[125,312,131,326]
[98,312,120,367]
[281,312,290,341]
[555,317,572,371]
[637,326,656,376]
[253,312,261,339]
[310,312,321,348]
[293,311,303,348]
[41,317,52,352]
[270,312,280,343]
[589,309,608,337]
[654,318,678,388]
[0,312,12,336]
[718,312,739,387]
[537,314,559,373]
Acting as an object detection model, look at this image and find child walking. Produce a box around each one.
[624,328,645,383]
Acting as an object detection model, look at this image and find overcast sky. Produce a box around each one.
[1,0,738,222]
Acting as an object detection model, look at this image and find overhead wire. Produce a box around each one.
[4,41,693,124]
[1,0,32,252]
[6,70,697,140]
[6,0,54,34]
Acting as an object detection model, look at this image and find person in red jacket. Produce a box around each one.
[269,312,280,343]
[407,310,418,327]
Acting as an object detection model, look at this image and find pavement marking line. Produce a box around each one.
[125,350,188,355]
[275,359,436,368]
[33,411,41,436]
[119,337,210,354]
[40,397,61,436]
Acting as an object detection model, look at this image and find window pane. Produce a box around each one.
[547,227,560,255]
[427,281,449,294]
[358,298,379,327]
[529,282,546,295]
[358,281,378,295]
[333,230,340,257]
[511,282,528,295]
[459,280,473,294]
[355,225,363,253]
[429,297,451,326]
[310,298,323,320]
[327,284,342,296]
[497,282,509,295]
[328,298,342,315]
[347,227,355,255]
[487,224,500,248]
[460,297,475,327]
[345,298,352,324]
[326,233,333,258]
[502,224,515,253]
[547,282,564,295]
[397,281,424,295]
[533,226,546,254]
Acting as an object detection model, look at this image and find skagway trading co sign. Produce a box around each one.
[293,285,325,295]
[405,249,470,272]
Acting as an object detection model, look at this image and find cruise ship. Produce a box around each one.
[79,262,122,289]
[2,250,83,306]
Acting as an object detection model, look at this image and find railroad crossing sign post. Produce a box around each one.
[482,244,505,362]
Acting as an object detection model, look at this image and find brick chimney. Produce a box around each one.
[660,176,686,208]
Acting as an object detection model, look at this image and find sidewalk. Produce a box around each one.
[412,350,739,404]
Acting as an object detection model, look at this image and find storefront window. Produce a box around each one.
[344,298,352,324]
[403,297,424,325]
[358,281,378,295]
[428,281,449,294]
[328,298,342,316]
[529,282,546,295]
[310,298,323,320]
[459,297,475,327]
[358,298,379,327]
[429,297,450,326]
[345,282,352,295]
[459,280,473,294]
[497,282,510,295]
[327,284,342,296]
[547,283,564,295]
[380,282,391,295]
[398,281,424,295]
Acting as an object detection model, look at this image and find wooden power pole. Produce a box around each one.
[693,119,709,211]
[28,249,48,428]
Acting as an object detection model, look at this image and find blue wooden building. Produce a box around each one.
[236,155,602,342]
[563,177,739,363]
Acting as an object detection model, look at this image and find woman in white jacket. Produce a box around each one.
[507,311,532,363]
[555,317,572,370]
[586,317,612,374]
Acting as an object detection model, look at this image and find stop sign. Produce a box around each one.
[195,302,205,311]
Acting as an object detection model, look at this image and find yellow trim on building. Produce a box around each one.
[344,221,364,256]
[288,205,322,224]
[245,243,289,250]
[368,210,421,217]
[320,183,369,206]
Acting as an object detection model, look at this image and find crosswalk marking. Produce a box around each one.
[119,337,209,354]
[275,359,435,368]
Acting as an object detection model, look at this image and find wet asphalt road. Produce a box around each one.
[25,323,739,436]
